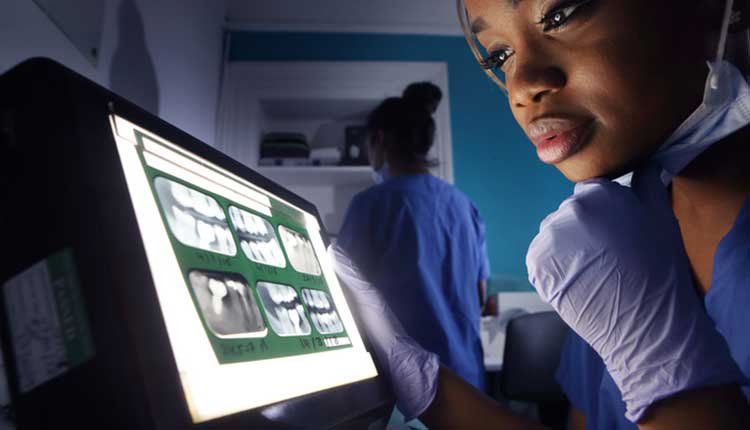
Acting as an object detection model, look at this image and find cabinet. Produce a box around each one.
[216,61,454,235]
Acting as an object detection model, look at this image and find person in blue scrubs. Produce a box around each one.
[331,1,750,427]
[337,82,491,390]
[449,0,750,428]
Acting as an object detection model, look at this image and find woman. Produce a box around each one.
[336,83,491,391]
[330,0,750,429]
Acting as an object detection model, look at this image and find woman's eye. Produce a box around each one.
[482,47,514,71]
[539,0,592,32]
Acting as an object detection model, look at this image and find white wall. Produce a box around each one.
[0,0,225,146]
[225,0,462,35]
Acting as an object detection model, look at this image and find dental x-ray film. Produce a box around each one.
[109,114,376,423]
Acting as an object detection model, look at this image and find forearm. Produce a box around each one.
[637,385,750,430]
[419,366,546,430]
[478,280,488,311]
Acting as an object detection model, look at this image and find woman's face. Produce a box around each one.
[464,0,717,181]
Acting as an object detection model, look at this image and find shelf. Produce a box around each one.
[259,98,380,121]
[255,166,374,186]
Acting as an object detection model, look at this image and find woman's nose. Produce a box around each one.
[508,56,566,108]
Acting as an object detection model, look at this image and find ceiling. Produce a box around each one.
[225,0,463,35]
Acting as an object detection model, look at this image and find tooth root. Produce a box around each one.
[246,213,256,234]
[230,208,244,231]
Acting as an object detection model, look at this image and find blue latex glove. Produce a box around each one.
[526,165,747,422]
[328,244,440,421]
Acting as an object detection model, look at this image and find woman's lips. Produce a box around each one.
[527,117,594,164]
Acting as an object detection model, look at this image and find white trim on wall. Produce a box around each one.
[224,21,463,36]
[224,0,463,37]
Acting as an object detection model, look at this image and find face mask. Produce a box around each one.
[372,162,390,184]
[652,0,750,184]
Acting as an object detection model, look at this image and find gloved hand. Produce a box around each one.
[526,164,747,422]
[327,244,440,421]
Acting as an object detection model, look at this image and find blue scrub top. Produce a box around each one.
[556,200,750,429]
[337,174,490,390]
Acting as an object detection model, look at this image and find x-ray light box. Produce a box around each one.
[0,59,388,430]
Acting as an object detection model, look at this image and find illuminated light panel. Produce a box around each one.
[144,152,272,218]
[114,115,272,210]
[142,136,271,209]
[109,115,377,424]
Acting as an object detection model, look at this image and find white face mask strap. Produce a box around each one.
[716,0,736,61]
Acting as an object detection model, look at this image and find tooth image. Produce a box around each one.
[276,244,285,265]
[303,289,311,305]
[210,200,223,220]
[172,205,196,239]
[230,208,243,231]
[280,305,293,333]
[199,196,212,217]
[213,224,225,247]
[171,182,193,208]
[208,278,228,298]
[247,215,258,234]
[315,291,325,310]
[253,214,264,235]
[288,308,300,333]
[250,242,262,261]
[321,292,330,309]
[270,243,282,266]
[204,198,215,218]
[255,241,266,262]
[241,212,254,234]
[311,313,320,330]
[208,279,227,316]
[317,313,325,333]
[190,191,205,214]
[241,241,251,258]
[224,227,235,252]
[223,227,236,254]
[192,195,205,215]
[263,242,274,263]
[258,219,268,236]
[270,285,283,305]
[261,242,274,263]
[197,220,216,246]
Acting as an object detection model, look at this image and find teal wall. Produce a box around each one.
[229,32,573,290]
